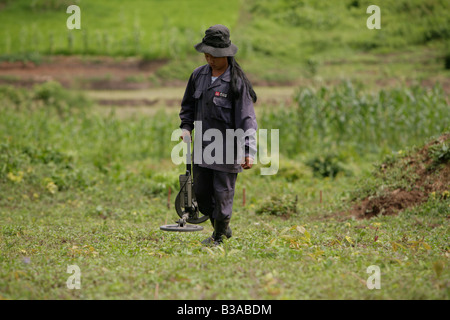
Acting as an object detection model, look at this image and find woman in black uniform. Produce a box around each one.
[179,24,257,246]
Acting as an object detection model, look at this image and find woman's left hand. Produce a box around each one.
[241,156,254,170]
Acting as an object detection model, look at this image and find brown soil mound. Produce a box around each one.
[350,189,426,219]
[348,134,450,219]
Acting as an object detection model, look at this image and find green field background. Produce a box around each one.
[1,0,241,58]
[1,0,449,81]
[0,0,449,301]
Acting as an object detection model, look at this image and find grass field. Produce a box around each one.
[0,83,448,299]
[1,0,449,83]
[0,0,240,59]
[0,0,449,301]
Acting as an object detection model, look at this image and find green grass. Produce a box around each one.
[1,201,449,299]
[233,0,450,82]
[0,0,448,300]
[0,0,241,58]
[0,83,448,299]
[1,172,448,299]
[1,0,449,83]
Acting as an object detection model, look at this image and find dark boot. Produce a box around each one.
[211,218,231,245]
[210,217,232,238]
[201,235,216,246]
[201,218,231,246]
[201,217,216,246]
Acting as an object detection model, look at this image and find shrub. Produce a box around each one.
[33,81,91,116]
[305,152,349,178]
[256,194,298,217]
[429,140,450,166]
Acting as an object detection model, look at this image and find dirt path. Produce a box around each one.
[1,55,448,108]
[0,55,170,90]
[0,55,297,107]
[86,86,295,108]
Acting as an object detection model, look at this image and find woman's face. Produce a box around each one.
[204,53,228,71]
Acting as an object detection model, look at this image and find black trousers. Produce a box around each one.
[193,164,238,221]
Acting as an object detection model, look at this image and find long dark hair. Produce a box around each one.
[228,57,257,103]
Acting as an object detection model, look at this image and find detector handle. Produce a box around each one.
[183,134,192,175]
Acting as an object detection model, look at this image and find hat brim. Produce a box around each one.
[194,42,238,57]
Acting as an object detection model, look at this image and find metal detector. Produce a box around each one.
[160,135,209,232]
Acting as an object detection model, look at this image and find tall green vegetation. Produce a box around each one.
[0,82,179,197]
[258,82,449,158]
[1,81,448,196]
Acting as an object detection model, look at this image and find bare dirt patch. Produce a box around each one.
[96,98,159,106]
[350,189,426,219]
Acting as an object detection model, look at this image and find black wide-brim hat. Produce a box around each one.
[194,24,238,57]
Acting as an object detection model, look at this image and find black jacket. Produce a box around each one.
[179,64,257,173]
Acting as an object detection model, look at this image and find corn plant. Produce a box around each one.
[259,81,449,158]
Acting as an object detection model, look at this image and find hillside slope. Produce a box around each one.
[0,0,449,86]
